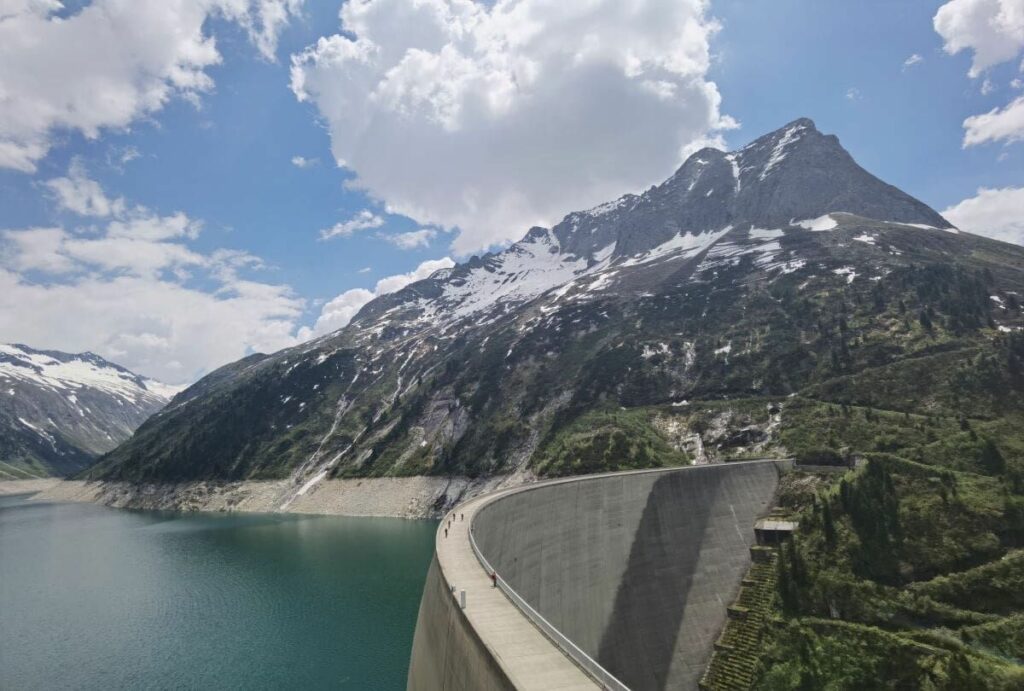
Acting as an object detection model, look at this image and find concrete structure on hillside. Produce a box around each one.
[407,461,786,690]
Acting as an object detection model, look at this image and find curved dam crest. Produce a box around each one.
[408,461,783,690]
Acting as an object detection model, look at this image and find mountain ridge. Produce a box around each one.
[88,118,1023,514]
[0,343,177,477]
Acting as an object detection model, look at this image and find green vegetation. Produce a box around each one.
[533,407,689,476]
[701,548,779,690]
[705,452,1024,690]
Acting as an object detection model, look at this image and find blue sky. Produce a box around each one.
[1,0,1022,384]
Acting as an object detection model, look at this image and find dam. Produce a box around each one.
[407,460,784,690]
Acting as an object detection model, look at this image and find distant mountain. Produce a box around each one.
[0,344,179,478]
[90,119,1024,511]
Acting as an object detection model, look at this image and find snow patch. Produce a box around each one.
[642,343,670,359]
[586,195,631,217]
[832,267,857,284]
[760,122,808,180]
[795,214,839,231]
[622,226,733,268]
[749,227,784,240]
[0,344,172,404]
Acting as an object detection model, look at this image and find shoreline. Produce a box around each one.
[0,473,534,520]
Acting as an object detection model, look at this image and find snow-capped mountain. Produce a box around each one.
[91,119,1024,505]
[0,344,179,477]
[348,118,952,339]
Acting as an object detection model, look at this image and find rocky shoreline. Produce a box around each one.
[0,473,533,520]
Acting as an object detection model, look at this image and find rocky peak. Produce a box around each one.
[548,117,950,260]
[343,118,953,336]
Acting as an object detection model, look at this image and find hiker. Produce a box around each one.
[444,527,448,538]
[460,513,464,521]
[491,572,497,588]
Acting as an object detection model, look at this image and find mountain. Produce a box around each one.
[89,118,1024,511]
[0,344,178,478]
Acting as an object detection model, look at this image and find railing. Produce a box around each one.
[468,521,631,691]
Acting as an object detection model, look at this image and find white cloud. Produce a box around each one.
[303,257,455,337]
[107,212,202,242]
[942,186,1024,245]
[903,53,924,69]
[1,227,76,273]
[302,288,375,337]
[319,209,385,240]
[963,95,1024,146]
[935,0,1024,146]
[0,0,303,172]
[934,0,1024,78]
[373,257,454,294]
[44,160,126,217]
[845,87,862,101]
[384,228,436,249]
[357,266,372,273]
[290,0,734,253]
[108,145,141,170]
[0,268,304,385]
[0,167,307,383]
[224,0,305,61]
[291,155,319,168]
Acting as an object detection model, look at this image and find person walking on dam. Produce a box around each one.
[490,572,497,588]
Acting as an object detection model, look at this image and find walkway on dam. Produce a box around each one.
[435,488,600,690]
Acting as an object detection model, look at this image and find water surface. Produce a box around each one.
[0,494,436,690]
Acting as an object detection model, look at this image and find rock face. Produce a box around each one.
[554,118,951,260]
[89,118,1024,499]
[0,344,176,477]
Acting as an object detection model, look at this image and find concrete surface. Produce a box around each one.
[407,491,598,691]
[407,461,782,691]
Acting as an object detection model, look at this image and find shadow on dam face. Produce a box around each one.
[597,470,723,690]
[469,462,779,690]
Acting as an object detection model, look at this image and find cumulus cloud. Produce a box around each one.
[0,269,304,385]
[0,167,306,383]
[320,210,385,240]
[225,0,305,60]
[934,0,1024,78]
[373,257,454,294]
[302,288,375,337]
[0,0,303,172]
[384,229,436,249]
[44,160,126,217]
[963,95,1024,145]
[290,0,734,253]
[303,257,455,337]
[942,186,1024,245]
[934,0,1024,146]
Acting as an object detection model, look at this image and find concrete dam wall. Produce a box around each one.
[407,555,516,691]
[408,461,782,690]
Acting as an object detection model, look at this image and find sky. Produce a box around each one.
[1,0,1023,385]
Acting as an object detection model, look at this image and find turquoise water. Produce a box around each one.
[0,493,437,690]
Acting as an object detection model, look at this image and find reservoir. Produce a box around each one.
[0,493,436,690]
